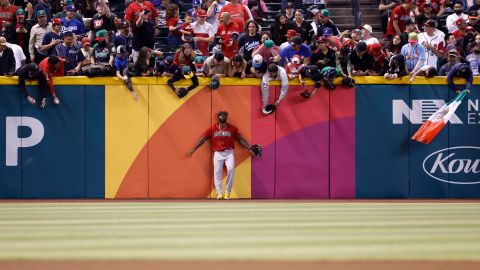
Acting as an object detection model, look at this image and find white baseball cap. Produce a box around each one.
[252,55,263,68]
[361,24,373,34]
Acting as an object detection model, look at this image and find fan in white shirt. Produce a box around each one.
[446,1,469,32]
[418,20,445,68]
[360,24,379,45]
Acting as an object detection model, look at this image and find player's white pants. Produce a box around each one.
[213,149,235,195]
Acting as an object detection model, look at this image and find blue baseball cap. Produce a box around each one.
[322,27,333,37]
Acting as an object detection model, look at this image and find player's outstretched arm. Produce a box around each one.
[236,134,251,151]
[188,137,207,157]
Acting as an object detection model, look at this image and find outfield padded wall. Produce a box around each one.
[0,77,479,199]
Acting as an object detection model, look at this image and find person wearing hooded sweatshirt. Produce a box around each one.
[447,63,473,94]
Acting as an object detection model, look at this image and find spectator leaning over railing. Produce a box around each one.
[260,63,289,112]
[401,32,426,74]
[227,53,247,78]
[38,55,63,106]
[349,41,375,76]
[41,18,62,57]
[409,65,438,83]
[29,9,52,64]
[369,43,388,75]
[53,31,84,75]
[156,55,178,76]
[384,54,408,80]
[245,54,267,78]
[167,65,199,98]
[447,62,473,93]
[16,63,52,108]
[447,1,468,33]
[204,51,229,80]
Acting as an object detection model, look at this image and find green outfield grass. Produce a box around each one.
[0,202,479,261]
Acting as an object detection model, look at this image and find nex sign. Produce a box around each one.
[392,99,462,124]
[5,117,44,166]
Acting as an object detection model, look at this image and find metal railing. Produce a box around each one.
[352,0,361,28]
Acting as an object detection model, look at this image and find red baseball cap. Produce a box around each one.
[197,9,207,17]
[285,29,298,38]
[456,17,466,26]
[52,18,61,25]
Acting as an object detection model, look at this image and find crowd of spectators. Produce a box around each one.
[0,0,475,106]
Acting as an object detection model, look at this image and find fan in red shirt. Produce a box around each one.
[216,12,240,58]
[188,110,260,200]
[386,0,418,38]
[452,18,467,39]
[39,56,64,108]
[124,0,159,28]
[218,0,249,33]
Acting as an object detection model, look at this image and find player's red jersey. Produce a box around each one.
[202,123,240,151]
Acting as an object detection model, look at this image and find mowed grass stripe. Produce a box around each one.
[0,202,479,260]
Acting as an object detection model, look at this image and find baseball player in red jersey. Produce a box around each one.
[188,110,260,199]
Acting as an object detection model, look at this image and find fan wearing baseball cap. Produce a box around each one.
[418,19,445,68]
[60,5,85,38]
[167,65,199,99]
[246,54,268,78]
[400,32,426,74]
[311,36,336,70]
[360,24,379,45]
[190,9,215,58]
[452,17,468,39]
[279,35,312,65]
[316,9,341,37]
[40,18,63,57]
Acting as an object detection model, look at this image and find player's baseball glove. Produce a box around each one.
[176,87,188,98]
[250,144,262,157]
[300,89,311,99]
[210,78,220,90]
[342,76,355,87]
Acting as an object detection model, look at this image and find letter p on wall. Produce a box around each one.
[6,117,44,167]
